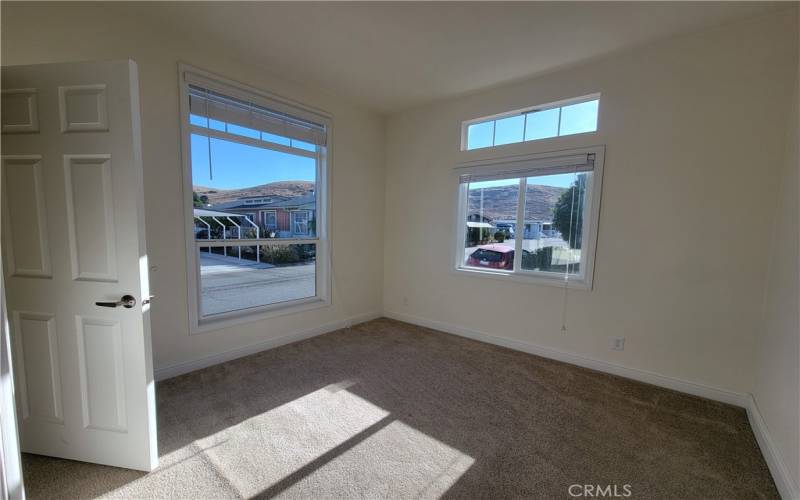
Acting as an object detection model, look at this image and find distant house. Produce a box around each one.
[467,213,493,224]
[493,219,557,239]
[469,212,557,239]
[211,192,316,237]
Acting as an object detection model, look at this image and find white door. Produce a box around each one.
[1,60,157,471]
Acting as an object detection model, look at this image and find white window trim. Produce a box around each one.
[178,63,333,334]
[460,93,600,151]
[453,145,604,290]
[260,210,277,229]
[290,210,311,236]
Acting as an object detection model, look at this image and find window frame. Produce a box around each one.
[290,210,310,236]
[460,93,600,151]
[178,63,332,334]
[260,210,278,231]
[453,146,604,290]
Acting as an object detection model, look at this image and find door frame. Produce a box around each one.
[0,224,25,499]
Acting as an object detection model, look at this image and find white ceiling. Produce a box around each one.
[137,2,784,114]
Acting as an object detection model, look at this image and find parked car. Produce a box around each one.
[466,244,515,270]
[495,223,515,237]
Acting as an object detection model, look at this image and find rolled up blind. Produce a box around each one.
[458,153,594,184]
[188,85,327,147]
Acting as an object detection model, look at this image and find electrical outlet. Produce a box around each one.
[402,296,409,307]
[612,337,625,351]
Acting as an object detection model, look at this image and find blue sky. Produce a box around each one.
[467,99,598,151]
[191,133,316,189]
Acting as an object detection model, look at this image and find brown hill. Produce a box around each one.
[194,181,315,205]
[467,184,567,222]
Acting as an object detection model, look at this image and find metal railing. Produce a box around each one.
[194,215,261,261]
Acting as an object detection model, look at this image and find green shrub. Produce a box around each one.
[296,244,316,260]
[467,227,497,246]
[521,246,553,270]
[494,231,505,243]
[261,246,300,264]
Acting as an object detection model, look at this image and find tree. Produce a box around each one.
[551,174,586,249]
[193,191,209,208]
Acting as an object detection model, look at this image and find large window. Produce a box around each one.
[180,66,330,331]
[462,95,599,151]
[455,147,604,288]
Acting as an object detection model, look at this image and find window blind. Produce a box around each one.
[457,153,594,184]
[188,85,327,147]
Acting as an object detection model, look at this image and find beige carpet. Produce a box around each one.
[22,318,777,499]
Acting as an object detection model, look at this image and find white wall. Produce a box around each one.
[0,3,386,374]
[383,9,797,395]
[753,5,800,494]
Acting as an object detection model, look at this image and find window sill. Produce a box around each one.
[190,296,330,335]
[453,266,592,290]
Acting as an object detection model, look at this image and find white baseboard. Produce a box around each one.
[153,311,381,381]
[746,395,800,500]
[383,310,749,407]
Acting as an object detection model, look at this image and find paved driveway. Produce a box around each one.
[200,253,315,316]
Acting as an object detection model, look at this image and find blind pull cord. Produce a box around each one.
[561,166,578,333]
[205,89,213,181]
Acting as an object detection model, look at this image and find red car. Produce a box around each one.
[466,244,514,270]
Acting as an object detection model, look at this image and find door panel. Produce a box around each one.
[58,84,108,132]
[63,155,117,282]
[1,60,157,471]
[1,156,51,278]
[13,311,62,424]
[75,316,126,433]
[1,88,39,133]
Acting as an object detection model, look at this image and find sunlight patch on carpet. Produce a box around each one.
[195,383,390,497]
[276,420,475,499]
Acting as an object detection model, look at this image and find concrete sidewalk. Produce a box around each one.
[200,253,315,316]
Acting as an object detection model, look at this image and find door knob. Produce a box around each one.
[96,295,137,309]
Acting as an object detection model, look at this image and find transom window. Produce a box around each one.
[462,95,600,151]
[180,66,330,332]
[455,147,604,288]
